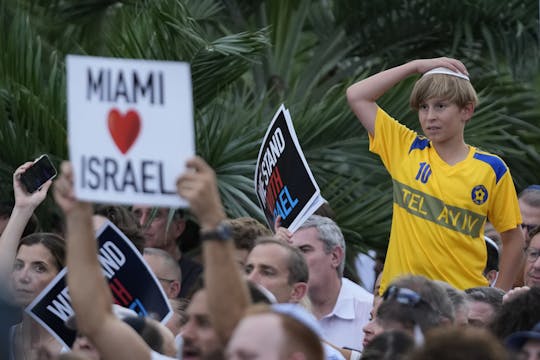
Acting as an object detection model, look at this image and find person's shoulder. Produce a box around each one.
[471,148,509,183]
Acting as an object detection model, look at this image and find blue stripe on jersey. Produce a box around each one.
[408,136,430,154]
[473,152,507,184]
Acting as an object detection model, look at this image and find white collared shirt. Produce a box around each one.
[318,278,373,351]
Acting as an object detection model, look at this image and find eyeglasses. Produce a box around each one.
[382,286,432,309]
[524,247,540,263]
[521,223,539,234]
[157,278,176,284]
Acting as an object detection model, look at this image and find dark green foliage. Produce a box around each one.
[1,0,539,261]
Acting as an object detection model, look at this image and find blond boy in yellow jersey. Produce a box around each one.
[346,58,524,293]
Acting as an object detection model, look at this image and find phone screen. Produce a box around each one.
[19,155,58,193]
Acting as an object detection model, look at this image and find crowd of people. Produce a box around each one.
[1,57,540,360]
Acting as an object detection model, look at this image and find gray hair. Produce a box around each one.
[143,247,182,282]
[298,215,346,276]
[519,185,540,207]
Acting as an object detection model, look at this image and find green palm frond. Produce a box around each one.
[1,0,540,268]
[0,7,66,191]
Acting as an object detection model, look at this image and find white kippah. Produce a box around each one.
[423,67,469,81]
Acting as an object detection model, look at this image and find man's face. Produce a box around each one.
[245,243,295,303]
[143,253,181,299]
[181,290,223,360]
[226,313,284,360]
[132,206,183,250]
[467,301,496,327]
[362,297,383,348]
[519,199,540,243]
[289,227,337,287]
[524,234,540,287]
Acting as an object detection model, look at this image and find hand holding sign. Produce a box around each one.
[53,162,90,215]
[176,156,226,230]
[274,216,292,243]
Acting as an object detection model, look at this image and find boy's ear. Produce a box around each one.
[462,102,475,122]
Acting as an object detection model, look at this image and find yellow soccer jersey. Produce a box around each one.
[370,107,522,293]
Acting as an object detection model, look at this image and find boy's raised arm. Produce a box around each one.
[346,58,468,137]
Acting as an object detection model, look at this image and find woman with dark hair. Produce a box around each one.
[10,233,66,359]
[0,162,66,359]
[12,233,65,305]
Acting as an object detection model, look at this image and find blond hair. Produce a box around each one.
[410,74,478,110]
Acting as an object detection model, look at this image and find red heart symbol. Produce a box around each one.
[107,108,141,154]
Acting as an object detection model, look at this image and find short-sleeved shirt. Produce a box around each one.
[370,107,521,293]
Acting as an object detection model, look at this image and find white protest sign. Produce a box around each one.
[66,55,194,207]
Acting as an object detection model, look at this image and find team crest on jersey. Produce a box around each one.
[471,185,488,205]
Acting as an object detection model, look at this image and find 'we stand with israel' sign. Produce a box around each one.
[67,55,194,207]
[255,105,325,232]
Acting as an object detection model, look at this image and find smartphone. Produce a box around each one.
[19,155,58,193]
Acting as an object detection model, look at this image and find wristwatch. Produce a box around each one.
[200,221,232,241]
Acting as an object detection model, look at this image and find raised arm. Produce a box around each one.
[53,162,151,360]
[177,157,250,344]
[495,226,525,291]
[346,57,468,136]
[0,162,51,288]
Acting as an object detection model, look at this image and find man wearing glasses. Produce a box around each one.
[143,247,182,299]
[519,185,540,245]
[524,226,540,288]
[515,185,540,287]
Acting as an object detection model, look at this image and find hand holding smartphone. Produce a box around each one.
[19,155,58,193]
